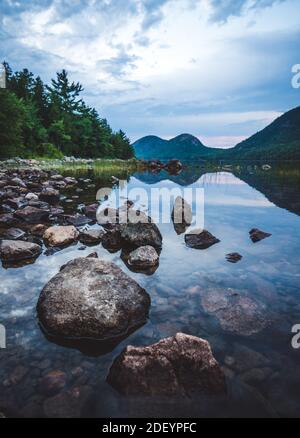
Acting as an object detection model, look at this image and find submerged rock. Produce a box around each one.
[185,229,220,249]
[107,333,226,396]
[43,385,92,418]
[201,287,270,336]
[43,225,79,247]
[37,257,150,340]
[0,240,42,262]
[127,245,159,268]
[249,228,272,243]
[226,253,243,263]
[120,222,162,249]
[40,370,67,396]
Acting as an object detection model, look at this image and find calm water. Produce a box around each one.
[1,163,300,418]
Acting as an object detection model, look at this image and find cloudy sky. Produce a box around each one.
[1,0,299,147]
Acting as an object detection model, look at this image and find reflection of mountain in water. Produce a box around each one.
[233,168,300,217]
[133,167,206,186]
[134,164,300,217]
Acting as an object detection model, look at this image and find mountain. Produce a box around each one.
[227,106,300,160]
[132,106,300,161]
[132,133,218,160]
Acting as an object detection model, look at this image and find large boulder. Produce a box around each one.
[120,222,162,249]
[14,206,50,223]
[185,229,220,249]
[43,225,79,247]
[107,333,226,396]
[0,240,42,262]
[37,257,151,340]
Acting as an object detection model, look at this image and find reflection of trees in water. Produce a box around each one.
[233,166,300,217]
[134,163,300,217]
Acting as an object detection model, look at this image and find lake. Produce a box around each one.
[1,162,300,418]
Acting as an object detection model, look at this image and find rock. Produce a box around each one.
[43,385,92,418]
[6,197,28,210]
[37,257,150,340]
[65,214,93,227]
[83,203,99,220]
[9,177,26,188]
[25,192,39,201]
[0,227,26,240]
[10,365,28,384]
[101,228,122,252]
[0,240,42,262]
[64,177,78,186]
[201,287,270,336]
[249,228,272,243]
[79,228,104,245]
[30,224,48,237]
[0,213,18,227]
[120,222,162,249]
[40,370,67,396]
[127,246,159,268]
[226,253,243,263]
[39,187,60,204]
[185,229,220,249]
[50,174,64,181]
[107,333,226,396]
[14,206,50,223]
[171,196,192,235]
[43,225,79,247]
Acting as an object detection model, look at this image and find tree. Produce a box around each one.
[0,89,24,158]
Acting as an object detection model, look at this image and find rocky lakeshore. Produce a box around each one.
[1,161,297,419]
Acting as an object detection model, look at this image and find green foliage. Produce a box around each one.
[0,62,135,160]
[0,89,24,159]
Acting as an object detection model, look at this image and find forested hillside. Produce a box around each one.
[0,63,134,160]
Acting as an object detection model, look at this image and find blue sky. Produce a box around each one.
[1,0,299,147]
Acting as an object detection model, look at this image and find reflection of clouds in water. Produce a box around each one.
[205,197,274,207]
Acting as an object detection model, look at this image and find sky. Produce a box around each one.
[1,0,300,148]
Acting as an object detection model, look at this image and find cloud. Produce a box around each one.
[0,0,299,145]
[209,0,285,23]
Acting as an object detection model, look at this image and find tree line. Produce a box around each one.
[0,63,135,160]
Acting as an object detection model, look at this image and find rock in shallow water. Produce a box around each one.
[120,222,162,249]
[249,228,272,243]
[128,245,159,268]
[43,225,79,247]
[37,257,151,341]
[226,253,243,263]
[0,240,42,262]
[79,228,104,245]
[107,333,226,396]
[201,287,270,336]
[185,229,220,249]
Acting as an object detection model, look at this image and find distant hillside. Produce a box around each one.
[132,106,300,161]
[132,134,218,160]
[227,106,300,160]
